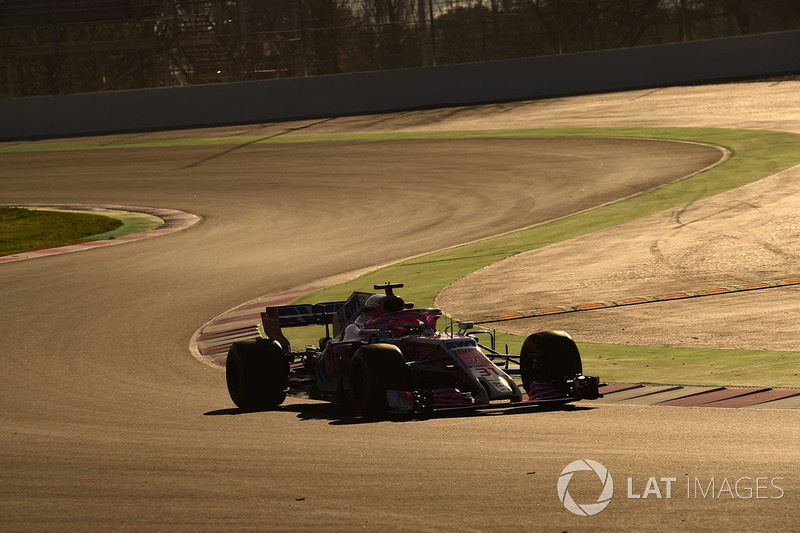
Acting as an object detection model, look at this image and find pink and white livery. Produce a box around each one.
[225,283,601,416]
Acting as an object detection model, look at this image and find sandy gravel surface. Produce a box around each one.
[2,81,799,532]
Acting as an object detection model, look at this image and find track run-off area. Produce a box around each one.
[1,81,799,531]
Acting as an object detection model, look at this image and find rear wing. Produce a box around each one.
[261,291,373,352]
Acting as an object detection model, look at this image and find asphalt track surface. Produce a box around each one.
[2,81,799,531]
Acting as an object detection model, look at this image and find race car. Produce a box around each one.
[225,283,601,416]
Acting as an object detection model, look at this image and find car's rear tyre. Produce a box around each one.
[226,339,289,411]
[520,331,582,393]
[349,344,409,416]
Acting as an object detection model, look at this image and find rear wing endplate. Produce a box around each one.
[261,292,373,352]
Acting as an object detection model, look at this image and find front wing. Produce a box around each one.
[386,382,601,415]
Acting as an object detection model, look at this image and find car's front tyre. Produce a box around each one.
[519,330,583,396]
[349,343,409,416]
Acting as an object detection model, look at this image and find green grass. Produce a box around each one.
[0,207,123,256]
[579,343,800,388]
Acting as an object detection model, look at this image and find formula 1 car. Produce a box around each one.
[225,283,601,416]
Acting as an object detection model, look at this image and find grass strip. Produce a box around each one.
[579,342,800,389]
[294,127,800,305]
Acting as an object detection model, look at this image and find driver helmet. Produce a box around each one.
[362,293,405,318]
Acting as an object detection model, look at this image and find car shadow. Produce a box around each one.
[203,407,244,416]
[205,400,594,424]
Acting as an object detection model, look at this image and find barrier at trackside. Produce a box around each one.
[1,30,798,140]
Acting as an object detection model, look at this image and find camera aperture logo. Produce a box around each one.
[557,459,614,516]
[557,460,785,517]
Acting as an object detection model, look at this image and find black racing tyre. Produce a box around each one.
[226,339,289,411]
[349,344,410,416]
[519,331,582,392]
